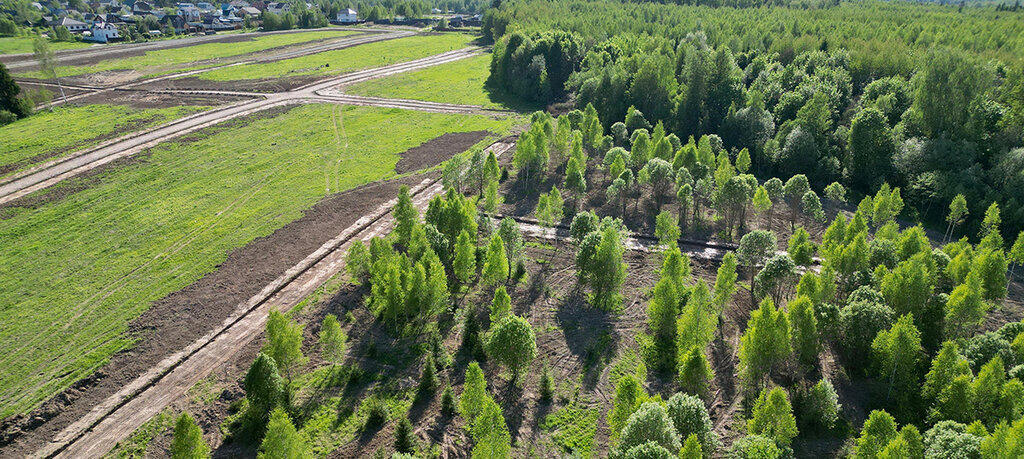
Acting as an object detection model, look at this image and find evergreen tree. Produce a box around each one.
[678,345,713,400]
[419,353,439,395]
[655,210,680,249]
[788,227,816,266]
[259,408,311,459]
[460,362,487,421]
[346,240,370,284]
[170,412,209,459]
[680,434,703,459]
[244,353,283,422]
[739,298,791,392]
[748,387,798,447]
[803,378,841,430]
[482,234,509,285]
[318,314,346,367]
[922,341,972,407]
[454,230,477,289]
[647,277,679,371]
[945,272,988,339]
[264,312,305,384]
[853,410,898,459]
[393,186,418,247]
[712,252,738,311]
[871,314,923,415]
[788,296,820,367]
[973,356,1006,427]
[394,416,416,454]
[489,285,511,326]
[609,374,646,442]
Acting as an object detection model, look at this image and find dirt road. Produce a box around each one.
[0,46,498,206]
[0,27,379,70]
[34,140,514,459]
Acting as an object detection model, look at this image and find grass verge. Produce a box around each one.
[0,104,208,178]
[0,37,91,54]
[344,53,536,111]
[0,103,518,419]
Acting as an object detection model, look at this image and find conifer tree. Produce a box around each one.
[454,230,477,289]
[490,285,511,326]
[853,410,898,459]
[482,234,509,285]
[460,362,487,421]
[171,412,209,459]
[678,346,713,400]
[609,374,646,442]
[655,210,680,250]
[788,296,819,367]
[871,314,923,414]
[259,408,311,459]
[752,186,771,229]
[393,186,418,247]
[318,313,346,367]
[712,252,738,311]
[945,272,988,339]
[264,311,305,387]
[680,434,703,459]
[747,387,798,447]
[922,341,971,407]
[739,298,791,392]
[647,277,679,370]
[394,416,416,454]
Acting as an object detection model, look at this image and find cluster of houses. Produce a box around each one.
[9,0,361,43]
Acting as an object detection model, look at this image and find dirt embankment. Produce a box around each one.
[395,131,491,174]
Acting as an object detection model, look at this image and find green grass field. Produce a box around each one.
[199,33,474,81]
[14,30,359,79]
[0,104,208,178]
[344,53,532,110]
[0,103,517,419]
[0,37,92,55]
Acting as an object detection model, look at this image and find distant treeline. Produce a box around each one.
[483,0,1024,240]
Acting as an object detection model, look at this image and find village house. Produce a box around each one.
[265,2,289,14]
[85,21,120,42]
[49,16,88,33]
[336,7,357,23]
[132,0,152,13]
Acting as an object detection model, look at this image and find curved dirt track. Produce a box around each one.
[24,29,414,109]
[34,140,514,459]
[0,46,502,206]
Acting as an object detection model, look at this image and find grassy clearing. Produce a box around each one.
[344,53,534,111]
[199,33,474,81]
[542,403,600,458]
[0,104,208,178]
[15,30,358,79]
[0,37,92,54]
[0,103,518,418]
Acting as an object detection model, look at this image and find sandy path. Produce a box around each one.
[0,46,489,206]
[36,140,515,459]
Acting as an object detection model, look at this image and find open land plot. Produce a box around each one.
[0,103,519,419]
[344,53,535,111]
[0,104,209,179]
[197,33,473,82]
[13,30,360,79]
[0,37,92,55]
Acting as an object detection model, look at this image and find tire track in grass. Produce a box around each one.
[1,161,288,409]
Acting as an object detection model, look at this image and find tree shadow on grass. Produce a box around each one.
[555,287,617,391]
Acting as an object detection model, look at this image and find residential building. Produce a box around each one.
[336,7,357,22]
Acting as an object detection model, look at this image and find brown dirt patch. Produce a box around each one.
[138,73,326,93]
[73,90,252,109]
[395,131,491,174]
[0,170,437,456]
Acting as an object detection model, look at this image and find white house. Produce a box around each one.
[85,21,120,42]
[266,2,289,14]
[336,7,357,22]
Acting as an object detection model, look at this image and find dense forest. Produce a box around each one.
[485,0,1024,241]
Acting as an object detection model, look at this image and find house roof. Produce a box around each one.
[239,6,258,14]
[342,7,356,14]
[51,17,88,26]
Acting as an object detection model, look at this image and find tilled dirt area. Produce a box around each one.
[138,73,329,93]
[71,90,252,109]
[0,171,436,456]
[395,130,491,173]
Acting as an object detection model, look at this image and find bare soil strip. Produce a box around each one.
[35,141,514,459]
[0,47,486,205]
